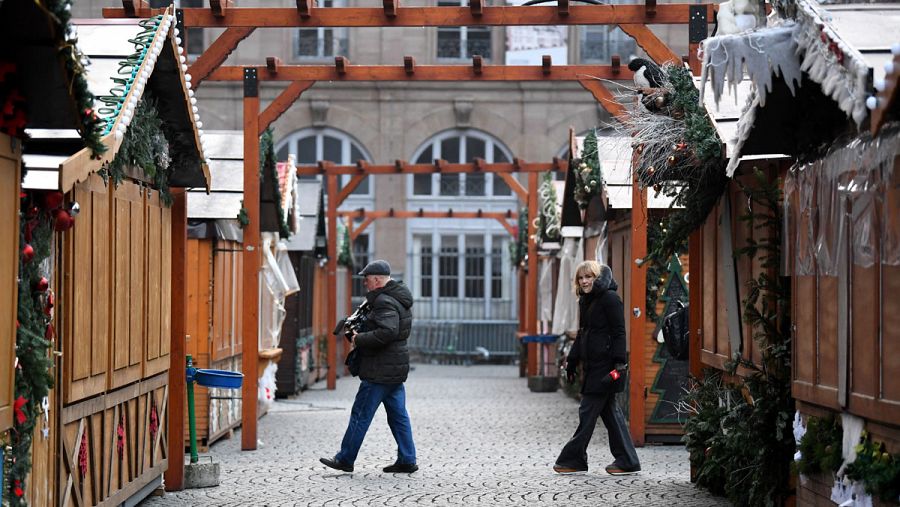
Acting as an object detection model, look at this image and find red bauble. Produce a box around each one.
[22,243,34,263]
[43,191,64,210]
[53,209,74,231]
[34,276,49,292]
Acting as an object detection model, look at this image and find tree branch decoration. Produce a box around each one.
[509,206,528,268]
[613,65,728,266]
[337,222,353,268]
[678,169,794,506]
[537,172,561,245]
[99,94,173,206]
[572,129,604,209]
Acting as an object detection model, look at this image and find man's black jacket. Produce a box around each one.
[354,280,414,384]
[565,265,628,394]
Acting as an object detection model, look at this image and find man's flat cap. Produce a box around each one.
[358,259,391,276]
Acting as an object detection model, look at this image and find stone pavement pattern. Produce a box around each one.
[141,365,728,506]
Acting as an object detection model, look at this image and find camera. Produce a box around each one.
[333,301,371,341]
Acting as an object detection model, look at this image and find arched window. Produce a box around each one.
[409,129,514,198]
[275,127,373,195]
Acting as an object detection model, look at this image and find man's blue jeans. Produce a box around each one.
[335,381,416,466]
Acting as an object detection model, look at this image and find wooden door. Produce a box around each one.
[64,174,111,403]
[0,132,21,431]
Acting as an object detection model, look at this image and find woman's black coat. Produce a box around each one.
[565,266,628,394]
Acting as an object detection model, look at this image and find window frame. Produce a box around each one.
[274,127,374,198]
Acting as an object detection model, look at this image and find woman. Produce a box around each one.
[554,260,641,475]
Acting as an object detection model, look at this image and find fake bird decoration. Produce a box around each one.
[715,0,759,35]
[628,58,665,89]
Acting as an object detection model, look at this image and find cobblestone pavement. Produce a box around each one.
[142,365,728,506]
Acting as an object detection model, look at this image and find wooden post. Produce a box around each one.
[241,68,260,450]
[688,229,703,379]
[326,174,338,390]
[165,188,187,491]
[628,174,647,446]
[526,173,539,376]
[344,218,353,375]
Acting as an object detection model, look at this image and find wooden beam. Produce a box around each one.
[688,229,703,379]
[403,56,416,75]
[645,0,656,17]
[472,55,483,75]
[164,189,187,492]
[240,71,260,450]
[296,160,567,175]
[617,24,680,65]
[349,217,376,242]
[526,173,540,376]
[122,0,149,17]
[383,0,398,17]
[206,64,633,82]
[187,27,255,87]
[335,174,367,205]
[542,55,552,75]
[297,0,314,19]
[257,80,315,134]
[337,209,518,220]
[265,56,281,75]
[496,173,528,202]
[557,0,569,17]
[578,79,628,121]
[469,0,483,17]
[495,217,518,237]
[628,159,647,447]
[326,174,339,390]
[210,0,230,17]
[611,54,621,75]
[104,4,718,27]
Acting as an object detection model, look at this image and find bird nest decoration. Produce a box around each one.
[613,61,729,265]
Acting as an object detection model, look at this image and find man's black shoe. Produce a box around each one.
[320,457,353,473]
[383,462,419,473]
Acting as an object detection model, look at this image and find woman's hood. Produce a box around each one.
[592,265,618,293]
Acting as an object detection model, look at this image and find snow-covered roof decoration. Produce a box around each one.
[30,8,211,192]
[699,0,900,176]
[188,130,243,219]
[573,135,675,209]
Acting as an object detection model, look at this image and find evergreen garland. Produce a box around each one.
[337,223,353,268]
[572,129,603,209]
[4,195,57,506]
[796,415,843,476]
[99,95,173,206]
[537,172,560,244]
[509,207,528,267]
[260,129,290,238]
[845,434,900,501]
[237,202,250,229]
[681,168,795,506]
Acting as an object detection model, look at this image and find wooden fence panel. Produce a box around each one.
[212,242,233,361]
[0,134,20,432]
[66,175,110,403]
[112,183,145,388]
[160,206,172,360]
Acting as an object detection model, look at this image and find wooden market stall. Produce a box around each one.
[691,1,900,504]
[10,8,211,503]
[276,181,327,397]
[0,133,21,481]
[184,130,246,450]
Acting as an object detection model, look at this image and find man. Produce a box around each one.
[320,260,418,474]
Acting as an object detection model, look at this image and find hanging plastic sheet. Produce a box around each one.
[275,241,300,297]
[538,259,554,322]
[551,237,583,336]
[787,125,899,275]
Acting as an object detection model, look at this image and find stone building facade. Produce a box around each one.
[74,0,691,322]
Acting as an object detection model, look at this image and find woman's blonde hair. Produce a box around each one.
[572,260,602,296]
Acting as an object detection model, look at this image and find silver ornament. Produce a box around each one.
[68,201,81,217]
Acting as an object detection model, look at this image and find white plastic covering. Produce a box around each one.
[551,237,584,336]
[538,259,554,322]
[259,235,292,349]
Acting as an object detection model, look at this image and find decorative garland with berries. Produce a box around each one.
[3,191,77,505]
[572,129,603,210]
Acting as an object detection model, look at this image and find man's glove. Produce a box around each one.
[598,363,628,388]
[566,369,577,384]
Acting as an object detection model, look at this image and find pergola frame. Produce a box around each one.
[103,2,712,490]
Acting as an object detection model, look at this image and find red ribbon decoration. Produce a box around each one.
[13,396,27,425]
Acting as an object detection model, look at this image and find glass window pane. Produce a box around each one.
[493,174,511,196]
[465,173,485,196]
[414,175,432,195]
[437,28,462,59]
[276,144,289,162]
[415,146,433,164]
[492,144,509,163]
[491,238,503,298]
[440,174,460,196]
[466,136,486,161]
[439,237,459,298]
[297,136,316,164]
[466,28,492,59]
[441,137,460,163]
[297,29,319,57]
[323,135,342,163]
[419,235,433,298]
